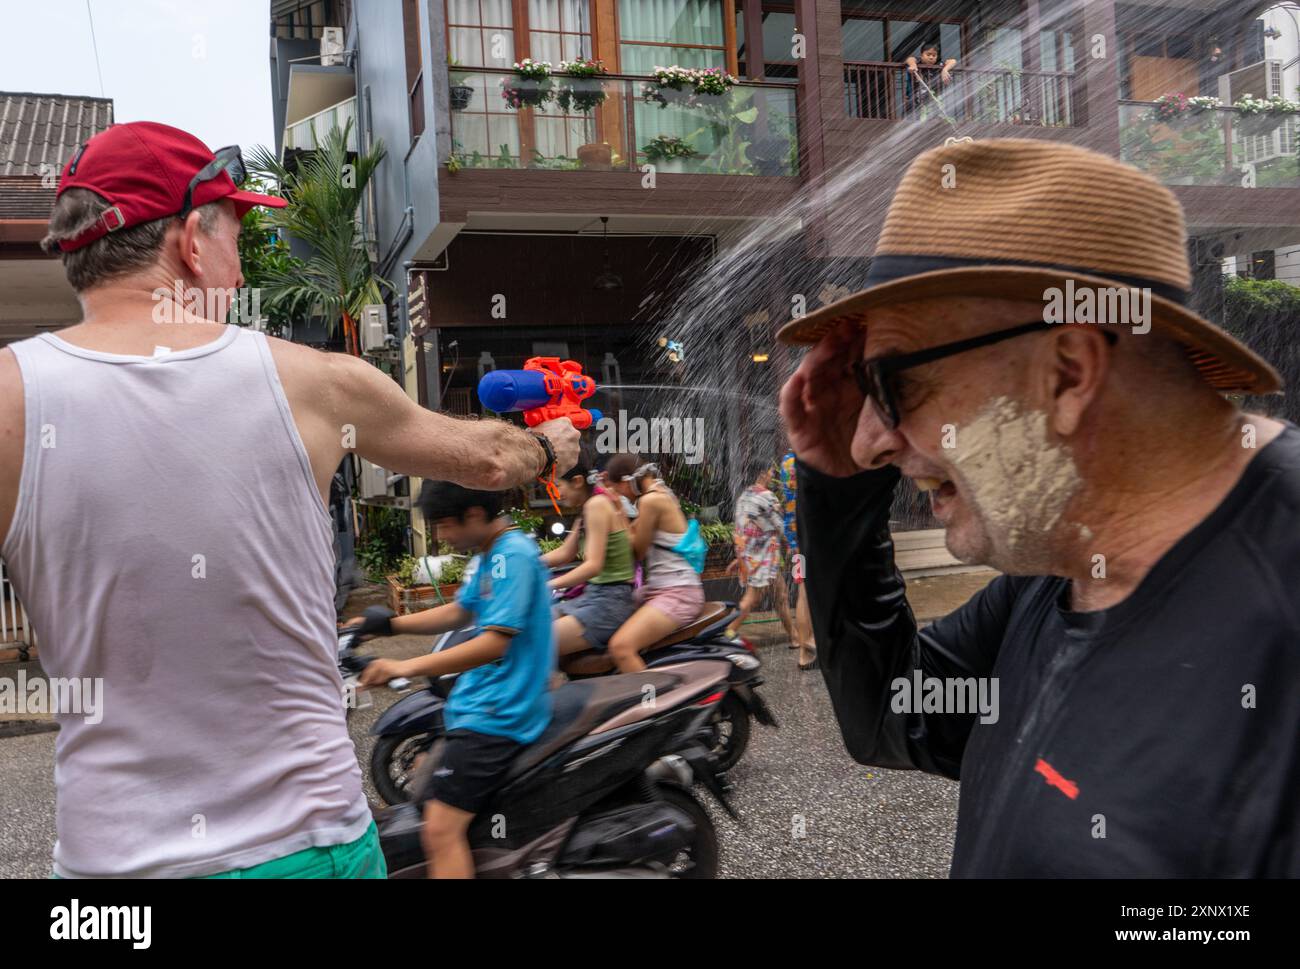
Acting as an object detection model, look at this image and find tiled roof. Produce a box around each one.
[0,92,114,177]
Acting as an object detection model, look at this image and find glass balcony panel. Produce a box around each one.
[448,70,798,177]
[1118,101,1300,188]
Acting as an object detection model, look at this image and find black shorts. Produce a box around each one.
[422,729,524,815]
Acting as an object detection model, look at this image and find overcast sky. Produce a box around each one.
[1,0,275,156]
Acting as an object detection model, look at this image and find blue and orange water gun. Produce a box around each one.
[477,357,602,513]
[477,357,603,429]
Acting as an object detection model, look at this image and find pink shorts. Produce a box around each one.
[637,583,705,628]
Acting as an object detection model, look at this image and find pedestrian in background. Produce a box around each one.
[726,460,800,662]
[780,448,817,670]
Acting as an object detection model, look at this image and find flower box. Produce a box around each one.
[386,575,460,615]
[449,84,474,111]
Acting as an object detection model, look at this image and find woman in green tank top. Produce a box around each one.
[541,465,638,657]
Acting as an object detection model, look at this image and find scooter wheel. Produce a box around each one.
[707,692,752,773]
[657,785,719,879]
[370,732,436,805]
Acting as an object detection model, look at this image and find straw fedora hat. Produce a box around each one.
[776,138,1282,395]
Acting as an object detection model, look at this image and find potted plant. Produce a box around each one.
[555,57,610,114]
[502,58,554,110]
[643,65,739,108]
[385,553,466,615]
[1232,94,1298,138]
[700,522,736,576]
[448,58,474,111]
[642,134,699,173]
[576,142,614,169]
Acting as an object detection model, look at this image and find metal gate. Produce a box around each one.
[0,557,36,655]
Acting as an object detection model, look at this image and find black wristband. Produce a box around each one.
[530,431,556,479]
[358,606,395,638]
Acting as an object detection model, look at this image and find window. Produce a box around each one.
[841,17,884,63]
[736,3,798,80]
[618,0,728,73]
[839,15,963,64]
[404,0,426,139]
[530,0,593,63]
[1248,250,1276,280]
[447,1,596,165]
[272,0,348,40]
[447,0,516,67]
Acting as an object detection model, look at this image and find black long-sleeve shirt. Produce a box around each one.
[798,426,1300,877]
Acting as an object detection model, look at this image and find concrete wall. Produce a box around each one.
[269,37,320,157]
[350,0,444,310]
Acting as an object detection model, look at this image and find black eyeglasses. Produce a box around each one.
[179,145,246,218]
[850,320,1118,430]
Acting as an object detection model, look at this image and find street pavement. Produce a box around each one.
[0,574,985,878]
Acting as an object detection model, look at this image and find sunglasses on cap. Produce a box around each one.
[179,145,246,218]
[849,319,1118,430]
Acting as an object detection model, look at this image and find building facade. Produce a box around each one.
[267,0,1300,547]
[0,92,114,349]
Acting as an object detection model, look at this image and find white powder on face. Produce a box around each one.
[947,396,1081,569]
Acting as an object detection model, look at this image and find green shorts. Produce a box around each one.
[52,822,388,879]
[201,822,387,879]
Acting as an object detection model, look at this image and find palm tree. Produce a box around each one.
[248,120,389,355]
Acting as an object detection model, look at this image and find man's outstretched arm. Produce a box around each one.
[272,339,579,495]
[798,460,1018,780]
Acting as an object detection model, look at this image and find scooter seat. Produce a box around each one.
[504,671,680,781]
[559,602,733,676]
[645,601,731,651]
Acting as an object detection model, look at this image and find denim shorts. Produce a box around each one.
[554,581,637,649]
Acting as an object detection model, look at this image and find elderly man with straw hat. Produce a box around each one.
[779,138,1299,877]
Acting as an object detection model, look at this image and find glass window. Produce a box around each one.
[842,17,884,62]
[619,0,727,72]
[888,21,925,61]
[529,0,592,66]
[448,1,516,67]
[763,11,797,64]
[940,23,962,62]
[619,0,723,44]
[990,26,1023,72]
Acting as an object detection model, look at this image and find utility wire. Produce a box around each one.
[86,0,106,98]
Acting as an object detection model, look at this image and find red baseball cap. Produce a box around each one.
[55,121,287,252]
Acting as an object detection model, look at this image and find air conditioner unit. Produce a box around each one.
[1219,59,1292,165]
[360,303,388,353]
[357,458,390,498]
[1218,58,1285,101]
[321,27,345,66]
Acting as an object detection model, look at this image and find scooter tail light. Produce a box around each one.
[739,637,755,653]
[693,690,726,707]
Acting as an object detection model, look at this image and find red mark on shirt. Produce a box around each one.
[1035,758,1079,800]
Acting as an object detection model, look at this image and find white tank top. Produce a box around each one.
[641,483,701,591]
[1,326,370,878]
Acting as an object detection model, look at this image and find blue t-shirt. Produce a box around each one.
[445,528,554,743]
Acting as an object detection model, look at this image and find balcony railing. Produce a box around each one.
[283,96,358,153]
[844,62,1081,127]
[1119,100,1300,188]
[447,69,798,176]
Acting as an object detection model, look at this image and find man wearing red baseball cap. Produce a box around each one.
[0,122,578,879]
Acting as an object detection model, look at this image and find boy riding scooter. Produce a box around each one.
[348,481,554,878]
